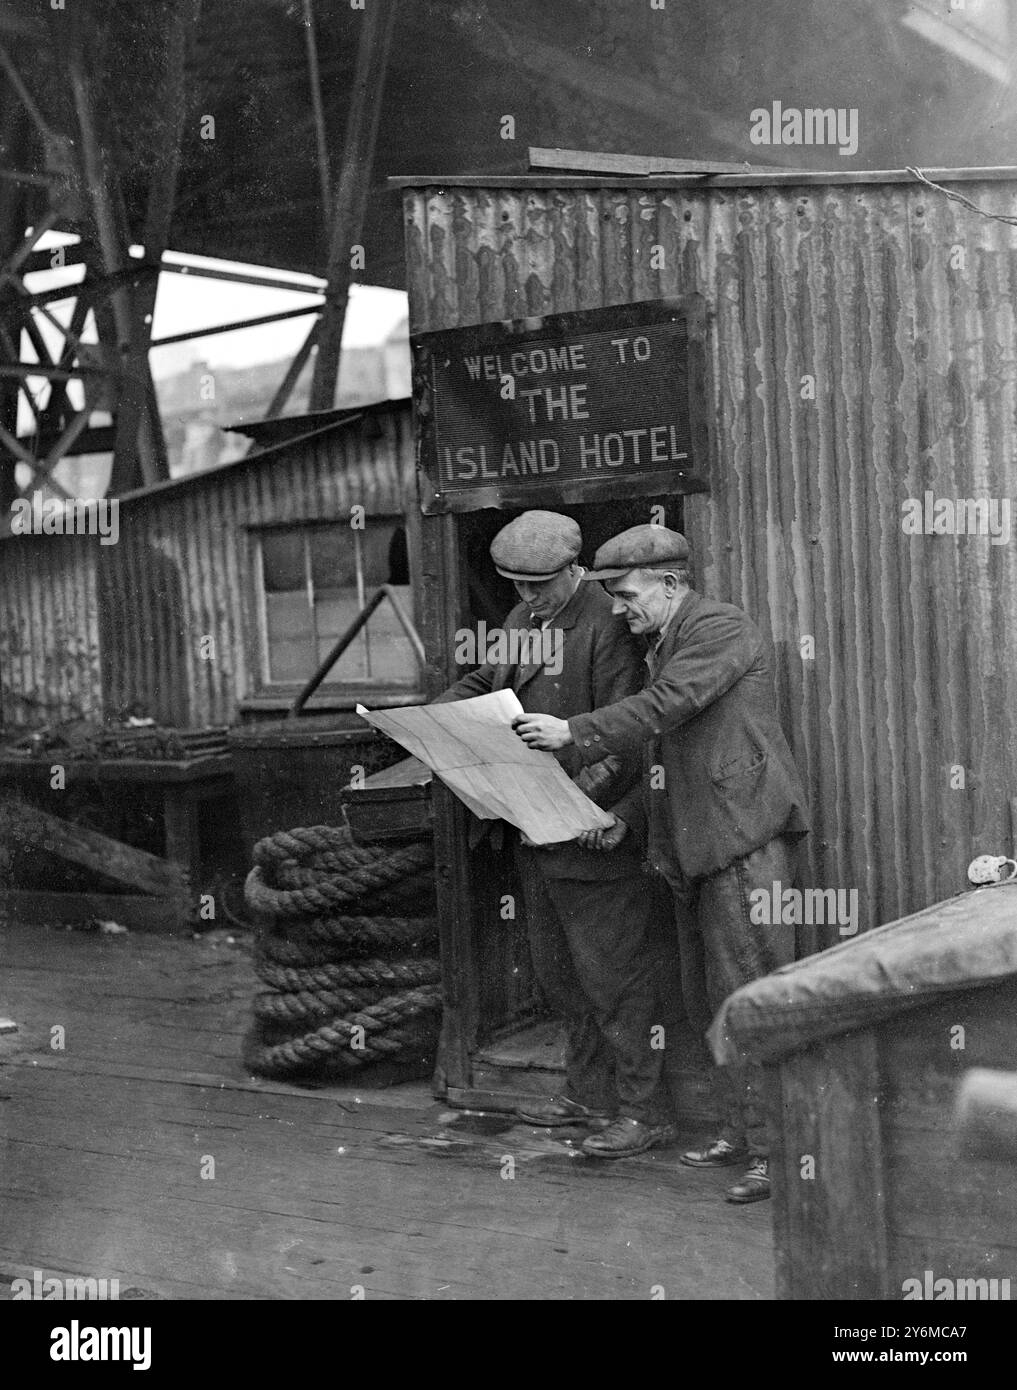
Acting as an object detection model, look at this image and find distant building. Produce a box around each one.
[156,316,411,478]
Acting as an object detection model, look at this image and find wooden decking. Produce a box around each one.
[0,920,774,1300]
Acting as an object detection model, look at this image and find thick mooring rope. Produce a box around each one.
[243,823,440,1080]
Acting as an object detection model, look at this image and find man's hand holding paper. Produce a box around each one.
[356,689,614,845]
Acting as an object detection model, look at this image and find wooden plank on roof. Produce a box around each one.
[389,165,1017,190]
[529,145,761,175]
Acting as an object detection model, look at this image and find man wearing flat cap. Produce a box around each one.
[515,523,810,1202]
[433,510,677,1157]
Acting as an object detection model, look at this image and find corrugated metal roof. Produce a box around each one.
[225,396,412,444]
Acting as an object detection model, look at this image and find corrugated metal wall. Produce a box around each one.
[0,405,416,730]
[0,532,101,727]
[402,178,1017,933]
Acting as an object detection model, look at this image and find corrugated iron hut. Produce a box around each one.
[710,883,1017,1300]
[0,398,423,863]
[391,164,1017,1113]
[0,398,421,731]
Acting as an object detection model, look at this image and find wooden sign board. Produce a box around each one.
[412,296,709,513]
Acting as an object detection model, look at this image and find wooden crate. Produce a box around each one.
[713,884,1017,1300]
[340,755,433,842]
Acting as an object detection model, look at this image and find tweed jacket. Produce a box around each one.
[569,588,810,882]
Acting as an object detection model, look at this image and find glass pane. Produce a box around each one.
[363,584,418,682]
[262,530,306,592]
[265,592,314,682]
[269,640,315,683]
[314,591,361,638]
[265,591,313,640]
[320,635,368,683]
[310,527,358,590]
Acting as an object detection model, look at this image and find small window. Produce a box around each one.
[258,521,418,690]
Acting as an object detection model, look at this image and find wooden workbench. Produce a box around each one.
[0,752,235,899]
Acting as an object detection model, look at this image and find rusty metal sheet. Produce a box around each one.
[401,177,1017,934]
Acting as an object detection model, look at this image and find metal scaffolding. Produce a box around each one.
[0,0,396,504]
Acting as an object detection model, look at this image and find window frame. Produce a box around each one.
[250,517,423,705]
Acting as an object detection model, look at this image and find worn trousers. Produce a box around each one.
[516,845,674,1124]
[664,835,798,1157]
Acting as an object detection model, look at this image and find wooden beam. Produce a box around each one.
[34,279,92,430]
[0,889,190,935]
[0,209,59,281]
[0,796,189,899]
[63,22,159,489]
[771,1031,890,1299]
[528,146,762,176]
[261,317,319,422]
[17,423,114,457]
[0,262,157,322]
[123,0,202,485]
[29,409,91,487]
[302,0,332,226]
[0,93,28,513]
[309,0,399,410]
[21,242,89,276]
[149,303,320,348]
[159,259,323,294]
[0,43,59,148]
[0,362,106,381]
[0,413,77,499]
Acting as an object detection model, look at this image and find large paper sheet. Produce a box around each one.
[356,690,614,845]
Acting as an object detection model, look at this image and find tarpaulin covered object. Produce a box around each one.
[709,883,1017,1066]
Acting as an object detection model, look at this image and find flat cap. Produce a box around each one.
[490,510,582,581]
[583,524,690,580]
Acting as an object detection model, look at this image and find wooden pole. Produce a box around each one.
[302,0,332,227]
[0,95,27,512]
[262,317,320,421]
[308,0,398,411]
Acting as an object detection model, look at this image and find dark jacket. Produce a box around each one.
[569,588,810,882]
[434,580,647,879]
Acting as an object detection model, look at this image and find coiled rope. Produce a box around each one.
[242,823,440,1079]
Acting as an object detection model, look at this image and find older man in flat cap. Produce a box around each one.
[433,510,677,1157]
[515,523,810,1202]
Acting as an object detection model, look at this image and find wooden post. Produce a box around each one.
[302,0,332,227]
[0,90,27,512]
[60,9,177,492]
[308,0,398,411]
[260,318,320,424]
[417,509,478,1090]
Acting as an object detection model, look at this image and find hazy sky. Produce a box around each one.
[23,233,409,394]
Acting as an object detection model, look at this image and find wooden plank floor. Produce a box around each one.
[0,921,774,1300]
